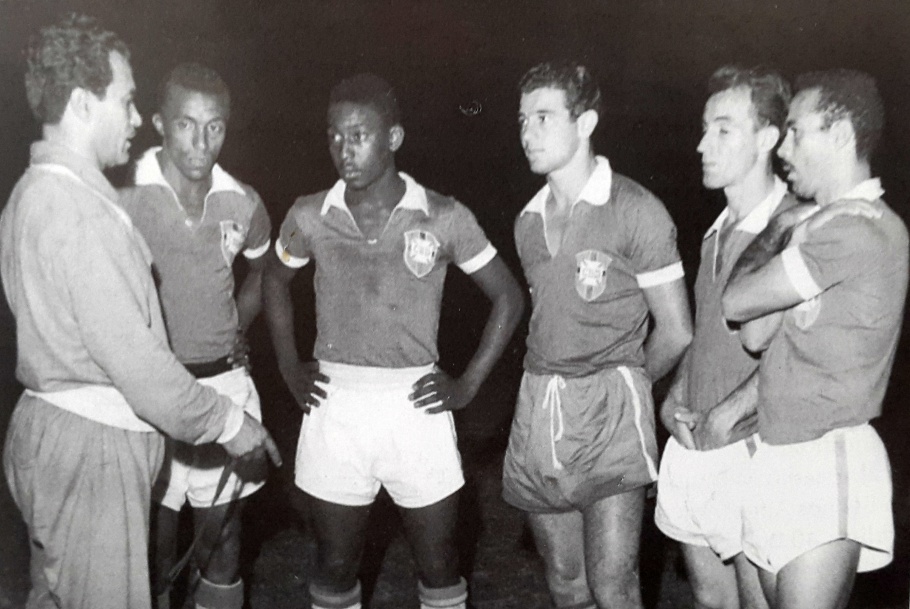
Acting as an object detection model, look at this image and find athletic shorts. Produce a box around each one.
[294,361,465,509]
[502,366,658,513]
[154,367,264,510]
[655,435,757,560]
[743,424,893,574]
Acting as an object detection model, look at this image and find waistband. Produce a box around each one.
[184,356,235,379]
[24,385,156,432]
[319,361,436,390]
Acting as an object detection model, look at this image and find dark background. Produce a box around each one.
[1,1,909,606]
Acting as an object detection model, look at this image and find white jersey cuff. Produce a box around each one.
[781,246,822,301]
[216,403,246,444]
[243,239,271,259]
[636,261,684,288]
[458,243,497,275]
[275,239,310,269]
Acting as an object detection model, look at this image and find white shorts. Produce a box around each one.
[655,435,756,560]
[154,368,264,510]
[743,424,893,574]
[295,362,465,509]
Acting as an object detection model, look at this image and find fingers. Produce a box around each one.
[261,432,282,468]
[674,421,697,450]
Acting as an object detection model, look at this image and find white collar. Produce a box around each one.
[320,172,430,216]
[837,177,884,202]
[134,146,245,196]
[520,156,613,216]
[705,176,789,239]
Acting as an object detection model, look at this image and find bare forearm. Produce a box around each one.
[645,324,691,382]
[708,370,759,430]
[235,267,263,332]
[460,282,524,392]
[262,266,301,375]
[659,349,690,433]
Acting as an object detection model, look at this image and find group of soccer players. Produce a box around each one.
[2,11,906,609]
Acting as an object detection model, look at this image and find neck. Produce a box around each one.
[345,165,404,210]
[156,150,211,200]
[723,163,777,222]
[546,148,597,210]
[43,123,100,170]
[816,159,872,206]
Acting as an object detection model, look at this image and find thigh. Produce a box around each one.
[527,509,587,580]
[399,492,460,587]
[680,543,739,609]
[732,553,769,609]
[582,487,645,578]
[775,539,860,609]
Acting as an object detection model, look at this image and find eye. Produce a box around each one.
[719,128,730,135]
[176,119,191,130]
[207,122,225,135]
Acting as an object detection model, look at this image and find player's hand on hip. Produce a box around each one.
[282,360,330,414]
[410,369,474,414]
[222,413,282,468]
[671,408,699,451]
[227,330,252,373]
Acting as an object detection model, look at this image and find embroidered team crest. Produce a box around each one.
[220,220,246,265]
[575,250,612,301]
[403,230,441,278]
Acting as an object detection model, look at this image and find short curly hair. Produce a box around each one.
[519,61,603,120]
[794,69,884,162]
[158,62,231,118]
[25,13,130,124]
[329,73,401,126]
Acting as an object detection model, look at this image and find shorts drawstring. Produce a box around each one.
[543,375,566,470]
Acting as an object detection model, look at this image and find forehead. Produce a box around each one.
[519,87,570,114]
[327,101,386,130]
[788,89,822,123]
[162,86,228,120]
[703,87,753,123]
[107,51,134,93]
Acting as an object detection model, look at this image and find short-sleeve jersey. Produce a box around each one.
[760,178,909,444]
[119,148,271,364]
[515,156,684,377]
[275,172,496,367]
[687,178,794,417]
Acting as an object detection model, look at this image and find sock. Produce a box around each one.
[418,577,468,609]
[310,580,362,609]
[194,577,243,609]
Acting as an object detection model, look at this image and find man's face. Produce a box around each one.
[698,87,763,190]
[777,89,834,200]
[90,51,142,169]
[154,87,228,182]
[327,102,396,191]
[519,87,581,176]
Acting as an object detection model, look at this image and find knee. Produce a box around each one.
[589,565,642,609]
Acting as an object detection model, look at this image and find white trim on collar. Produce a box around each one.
[520,156,613,216]
[704,176,789,239]
[319,172,430,216]
[133,147,246,196]
[837,178,884,203]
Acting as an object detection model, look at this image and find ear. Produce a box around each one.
[829,117,855,152]
[576,109,599,139]
[67,87,94,123]
[757,124,781,155]
[152,113,165,138]
[389,124,405,152]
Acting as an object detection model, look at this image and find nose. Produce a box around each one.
[193,126,208,152]
[130,103,142,129]
[697,131,709,154]
[340,139,354,161]
[778,131,793,162]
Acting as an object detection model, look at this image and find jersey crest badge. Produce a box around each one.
[575,249,612,301]
[220,220,246,265]
[404,230,441,278]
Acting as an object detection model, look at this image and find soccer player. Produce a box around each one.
[119,63,271,609]
[0,15,279,609]
[263,73,524,609]
[654,65,794,609]
[503,61,693,609]
[723,69,907,609]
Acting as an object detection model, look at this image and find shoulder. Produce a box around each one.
[609,172,675,226]
[284,189,331,223]
[423,186,463,218]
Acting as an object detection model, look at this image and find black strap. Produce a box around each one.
[154,458,243,596]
